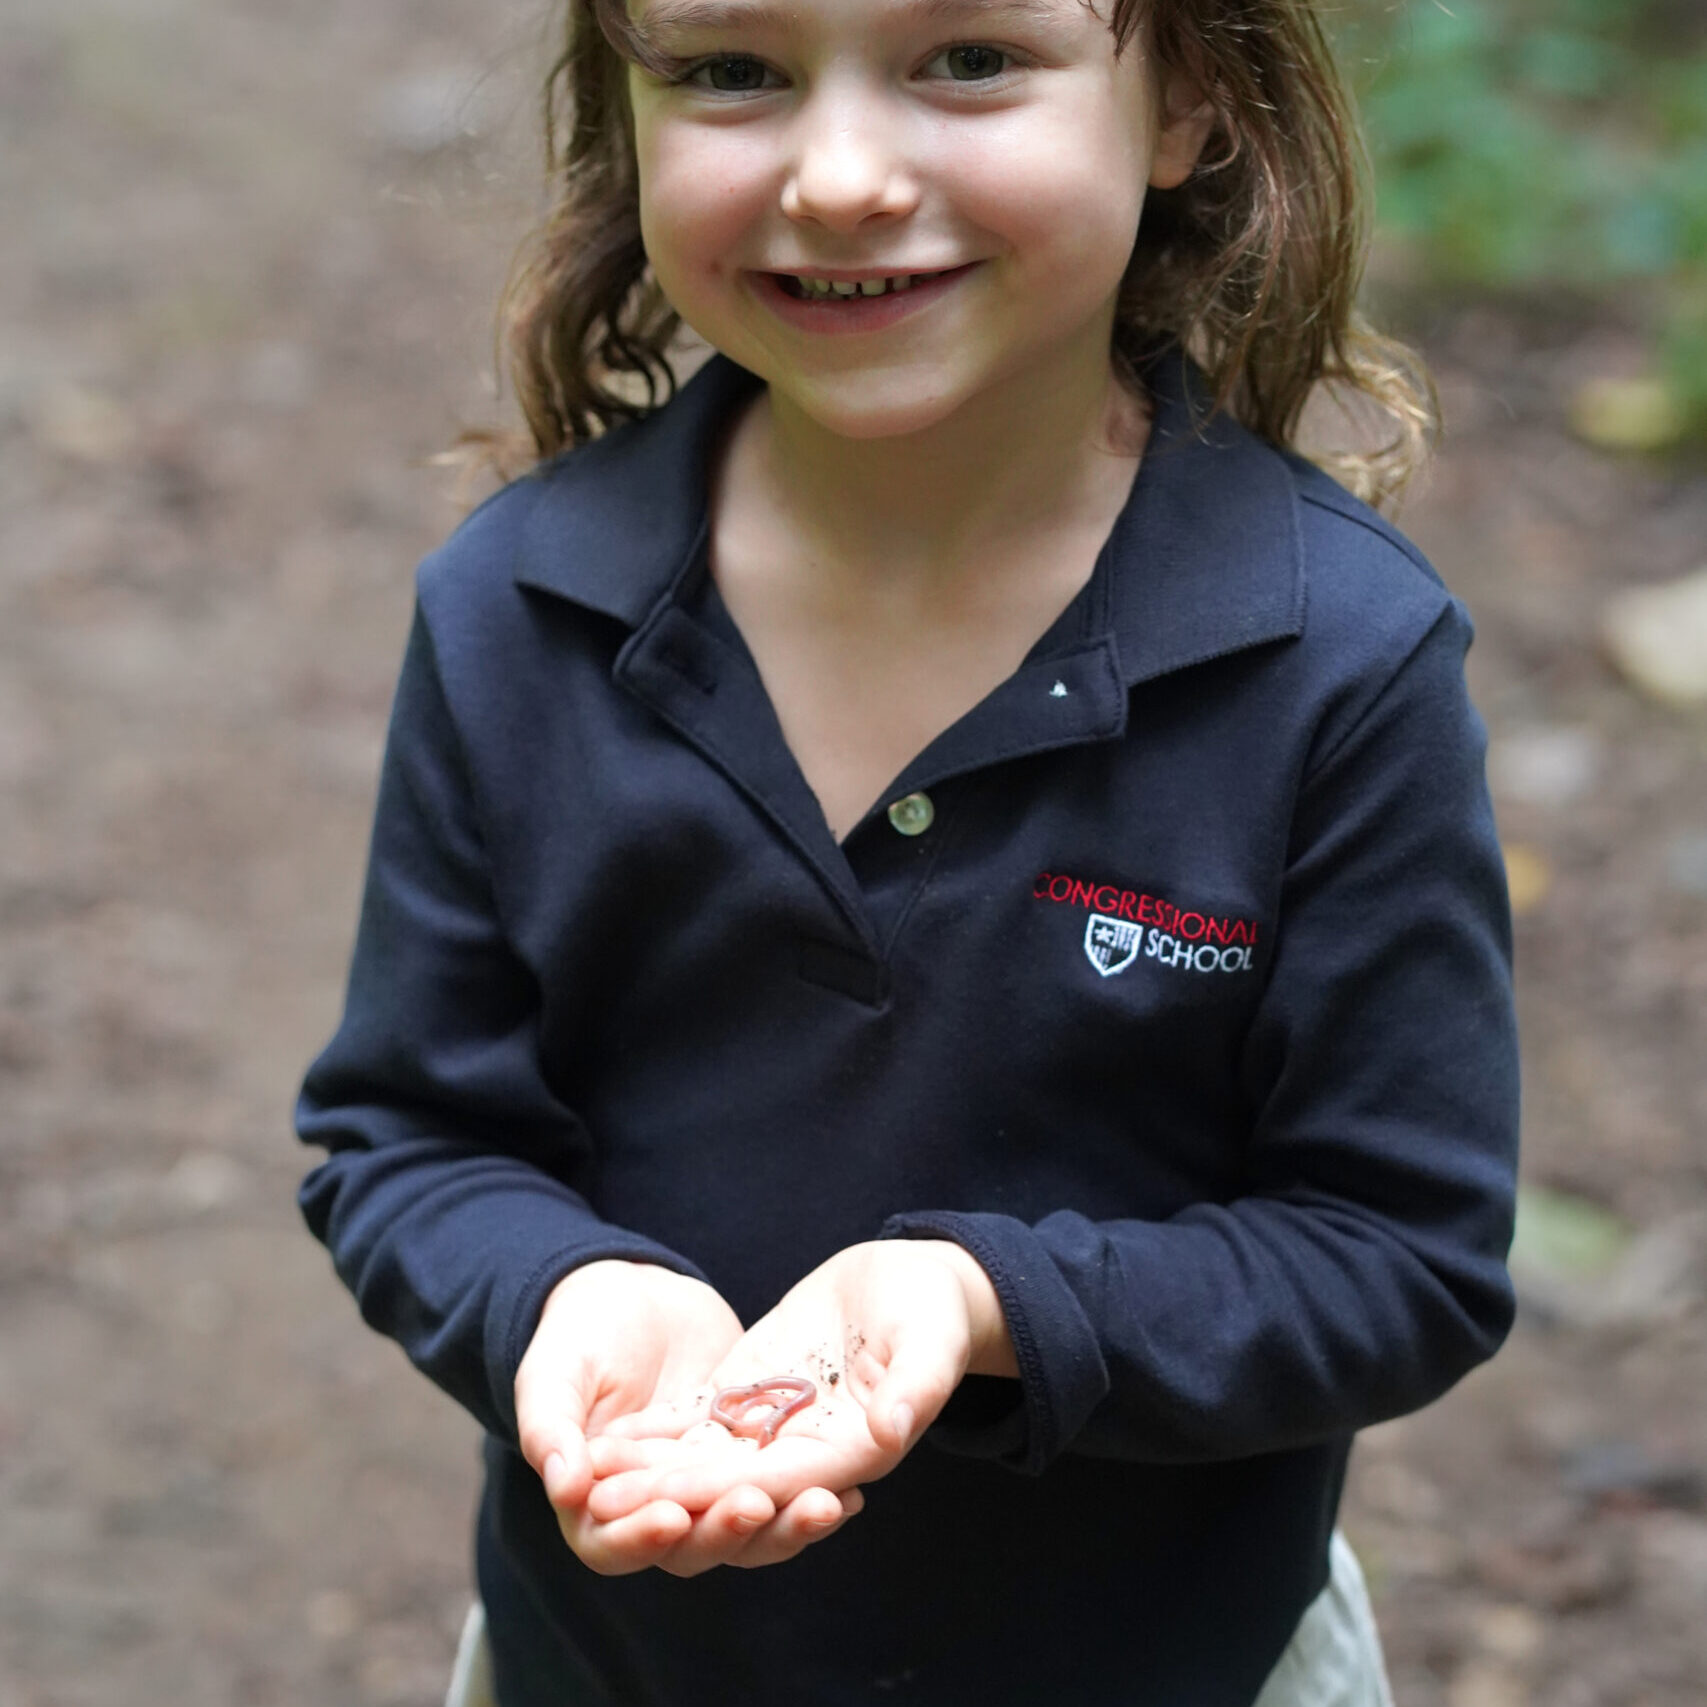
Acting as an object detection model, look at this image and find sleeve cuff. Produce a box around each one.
[879,1210,1109,1474]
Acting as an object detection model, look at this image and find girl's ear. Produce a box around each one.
[1148,70,1219,191]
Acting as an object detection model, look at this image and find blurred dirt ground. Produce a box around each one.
[1,2,1703,1704]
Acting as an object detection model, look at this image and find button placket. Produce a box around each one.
[844,777,969,962]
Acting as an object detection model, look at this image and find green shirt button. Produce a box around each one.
[886,791,935,837]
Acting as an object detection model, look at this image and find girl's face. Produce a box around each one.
[625,0,1213,441]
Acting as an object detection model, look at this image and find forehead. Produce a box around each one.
[627,0,1097,36]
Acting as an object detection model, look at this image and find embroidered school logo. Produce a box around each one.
[1084,914,1142,977]
[1035,871,1260,978]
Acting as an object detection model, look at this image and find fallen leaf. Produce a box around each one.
[31,383,136,463]
[1502,844,1552,915]
[1476,1528,1634,1612]
[1511,1185,1631,1279]
[1568,375,1688,452]
[1489,727,1601,809]
[1601,566,1707,707]
[1471,1603,1545,1662]
[1449,1658,1530,1707]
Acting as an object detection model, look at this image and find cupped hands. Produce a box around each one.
[515,1240,1013,1579]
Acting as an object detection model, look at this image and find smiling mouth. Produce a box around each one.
[773,269,954,300]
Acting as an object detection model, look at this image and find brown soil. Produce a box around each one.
[2,2,1702,1703]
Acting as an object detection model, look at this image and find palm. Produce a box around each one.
[578,1310,741,1437]
[516,1259,875,1578]
[587,1368,890,1517]
[514,1261,743,1470]
[586,1241,971,1520]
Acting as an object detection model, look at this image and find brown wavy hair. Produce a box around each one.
[474,0,1436,509]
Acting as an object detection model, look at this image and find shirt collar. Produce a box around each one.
[512,348,1305,686]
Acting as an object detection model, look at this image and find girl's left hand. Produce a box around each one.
[583,1239,1014,1547]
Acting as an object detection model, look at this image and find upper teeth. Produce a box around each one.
[795,273,927,298]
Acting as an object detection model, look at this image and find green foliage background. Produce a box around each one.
[1339,0,1707,421]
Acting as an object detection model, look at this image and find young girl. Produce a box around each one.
[297,0,1519,1699]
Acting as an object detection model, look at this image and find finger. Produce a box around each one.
[588,1442,755,1522]
[587,1466,664,1522]
[591,1413,734,1478]
[560,1499,695,1577]
[587,1433,688,1480]
[647,1427,865,1514]
[587,1421,770,1519]
[653,1485,778,1578]
[728,1485,861,1569]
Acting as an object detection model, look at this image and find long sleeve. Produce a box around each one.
[296,606,707,1444]
[884,602,1519,1472]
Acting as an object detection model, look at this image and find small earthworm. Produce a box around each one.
[709,1376,816,1446]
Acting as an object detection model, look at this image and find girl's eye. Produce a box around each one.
[932,44,1009,81]
[687,56,776,93]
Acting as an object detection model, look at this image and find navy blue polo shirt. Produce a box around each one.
[298,350,1518,1707]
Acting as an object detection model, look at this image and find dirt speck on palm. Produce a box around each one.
[1,6,1702,1705]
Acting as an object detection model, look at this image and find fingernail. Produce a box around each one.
[542,1452,565,1499]
[891,1404,915,1446]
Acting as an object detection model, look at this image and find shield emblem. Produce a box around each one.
[1084,912,1141,977]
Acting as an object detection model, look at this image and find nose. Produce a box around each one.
[780,91,917,230]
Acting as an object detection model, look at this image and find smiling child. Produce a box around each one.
[297,0,1519,1700]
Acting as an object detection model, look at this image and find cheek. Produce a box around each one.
[636,125,775,285]
[937,71,1151,256]
[950,125,1148,284]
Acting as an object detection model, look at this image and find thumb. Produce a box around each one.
[861,1242,986,1456]
[516,1364,597,1510]
[864,1339,958,1458]
[538,1422,595,1512]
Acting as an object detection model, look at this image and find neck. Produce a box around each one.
[743,341,1147,595]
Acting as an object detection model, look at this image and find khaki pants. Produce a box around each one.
[445,1601,498,1707]
[1251,1532,1395,1707]
[445,1531,1392,1707]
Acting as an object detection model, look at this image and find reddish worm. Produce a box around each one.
[709,1376,816,1446]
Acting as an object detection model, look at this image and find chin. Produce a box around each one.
[794,400,961,442]
[770,371,990,442]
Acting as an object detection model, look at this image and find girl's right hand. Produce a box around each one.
[513,1259,855,1575]
[581,1239,1013,1544]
